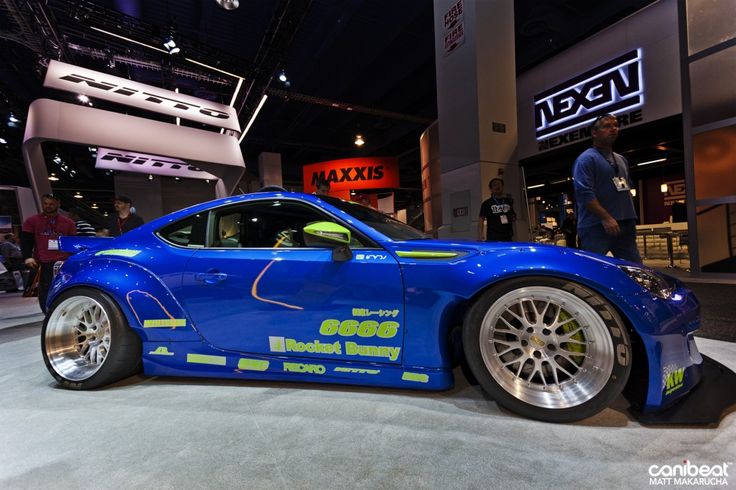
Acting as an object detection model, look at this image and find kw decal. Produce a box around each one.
[334,367,380,375]
[149,346,174,356]
[95,249,141,257]
[351,308,400,318]
[664,367,685,395]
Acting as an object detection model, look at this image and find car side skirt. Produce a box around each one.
[142,341,454,391]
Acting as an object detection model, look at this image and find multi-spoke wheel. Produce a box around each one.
[42,288,141,390]
[463,277,631,423]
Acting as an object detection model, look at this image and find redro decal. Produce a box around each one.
[534,49,643,141]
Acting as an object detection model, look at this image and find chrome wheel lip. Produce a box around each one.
[479,286,614,410]
[45,296,112,382]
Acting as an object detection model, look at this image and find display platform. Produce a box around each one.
[0,325,734,488]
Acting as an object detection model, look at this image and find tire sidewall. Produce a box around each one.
[463,276,632,423]
[41,287,141,390]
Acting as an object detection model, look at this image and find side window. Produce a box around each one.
[209,200,366,248]
[157,213,207,248]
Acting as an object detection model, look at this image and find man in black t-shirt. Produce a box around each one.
[478,178,516,242]
[104,195,144,237]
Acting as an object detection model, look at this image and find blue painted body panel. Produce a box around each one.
[51,192,703,406]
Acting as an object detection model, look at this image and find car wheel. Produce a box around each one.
[463,277,631,423]
[42,287,141,390]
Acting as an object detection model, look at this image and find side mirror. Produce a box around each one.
[303,222,353,262]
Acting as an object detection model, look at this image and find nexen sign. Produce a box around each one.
[534,49,643,140]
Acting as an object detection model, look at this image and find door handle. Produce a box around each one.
[194,269,228,284]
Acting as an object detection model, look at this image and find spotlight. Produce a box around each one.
[48,173,60,181]
[660,183,668,193]
[77,94,90,104]
[8,113,19,124]
[354,134,365,147]
[163,35,180,54]
[215,0,239,10]
[91,203,99,209]
[0,137,6,144]
[630,188,637,197]
[74,191,83,199]
[278,69,287,83]
[175,177,181,182]
[148,174,154,181]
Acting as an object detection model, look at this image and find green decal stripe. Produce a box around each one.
[238,359,270,371]
[143,319,187,328]
[95,249,141,257]
[187,354,227,366]
[395,251,458,259]
[402,372,429,383]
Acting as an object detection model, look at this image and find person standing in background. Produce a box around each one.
[105,196,144,237]
[478,178,516,242]
[21,194,76,312]
[68,207,96,237]
[573,114,641,262]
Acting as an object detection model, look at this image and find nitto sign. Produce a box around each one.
[95,148,217,181]
[43,60,240,132]
[534,49,643,140]
[303,157,400,193]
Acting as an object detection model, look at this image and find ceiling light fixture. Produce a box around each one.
[527,183,546,189]
[661,183,668,193]
[354,134,365,147]
[215,0,240,10]
[148,174,154,181]
[48,173,59,181]
[74,192,83,199]
[278,69,288,83]
[77,94,90,104]
[630,188,637,197]
[0,137,6,144]
[637,157,667,167]
[238,94,269,143]
[91,203,99,209]
[8,113,19,124]
[163,35,180,55]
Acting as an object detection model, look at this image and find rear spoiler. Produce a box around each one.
[59,236,114,254]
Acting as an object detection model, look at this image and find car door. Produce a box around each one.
[177,198,406,364]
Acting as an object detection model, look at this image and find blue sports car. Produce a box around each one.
[43,191,703,423]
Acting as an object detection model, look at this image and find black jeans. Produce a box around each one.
[38,262,56,313]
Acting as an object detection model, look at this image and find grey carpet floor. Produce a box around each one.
[1,333,734,489]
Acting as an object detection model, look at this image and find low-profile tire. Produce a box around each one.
[463,276,631,423]
[42,287,142,390]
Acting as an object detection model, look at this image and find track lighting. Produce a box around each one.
[163,35,180,55]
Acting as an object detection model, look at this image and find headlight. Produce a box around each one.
[619,265,674,299]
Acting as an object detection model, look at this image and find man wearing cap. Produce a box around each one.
[21,194,76,312]
[106,195,144,237]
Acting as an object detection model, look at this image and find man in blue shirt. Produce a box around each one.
[573,114,641,263]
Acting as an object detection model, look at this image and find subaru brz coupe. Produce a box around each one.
[42,191,704,423]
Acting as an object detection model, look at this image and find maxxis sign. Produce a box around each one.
[303,157,400,193]
[43,60,240,132]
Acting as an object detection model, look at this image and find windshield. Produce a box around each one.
[321,196,427,240]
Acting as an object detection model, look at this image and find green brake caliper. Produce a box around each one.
[558,309,585,366]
